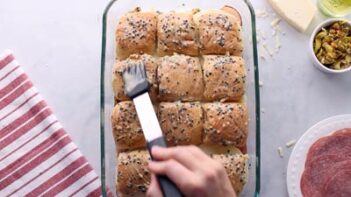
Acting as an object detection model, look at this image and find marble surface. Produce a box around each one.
[1,0,351,196]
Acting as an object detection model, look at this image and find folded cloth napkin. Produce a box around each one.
[0,50,103,196]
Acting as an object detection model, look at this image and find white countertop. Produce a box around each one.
[1,0,350,196]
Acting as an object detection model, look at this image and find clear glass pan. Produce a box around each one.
[100,0,260,196]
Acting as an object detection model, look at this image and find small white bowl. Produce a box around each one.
[309,18,351,74]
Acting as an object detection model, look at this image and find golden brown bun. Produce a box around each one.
[212,153,248,194]
[157,54,204,101]
[203,55,246,101]
[111,101,146,151]
[157,11,199,56]
[193,10,243,56]
[116,10,157,59]
[112,54,158,102]
[117,150,151,197]
[199,144,243,155]
[203,103,248,147]
[158,102,203,146]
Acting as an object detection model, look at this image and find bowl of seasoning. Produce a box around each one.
[310,18,351,73]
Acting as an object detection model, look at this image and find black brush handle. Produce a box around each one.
[147,137,183,197]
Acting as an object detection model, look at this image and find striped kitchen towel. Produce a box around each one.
[0,50,104,196]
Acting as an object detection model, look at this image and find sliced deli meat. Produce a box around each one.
[305,134,351,165]
[332,128,351,137]
[324,170,351,197]
[305,153,348,170]
[301,128,351,197]
[301,155,350,197]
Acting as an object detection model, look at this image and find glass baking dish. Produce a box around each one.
[100,0,260,196]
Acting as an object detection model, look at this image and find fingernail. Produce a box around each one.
[151,146,163,153]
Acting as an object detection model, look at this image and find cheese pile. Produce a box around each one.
[267,0,317,32]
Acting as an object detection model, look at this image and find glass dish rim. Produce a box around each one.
[99,0,261,196]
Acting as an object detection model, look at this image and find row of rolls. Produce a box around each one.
[113,53,246,103]
[117,149,248,196]
[116,6,243,59]
[112,101,248,151]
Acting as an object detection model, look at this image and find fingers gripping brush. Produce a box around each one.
[122,63,182,197]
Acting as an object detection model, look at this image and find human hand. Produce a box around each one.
[146,145,237,197]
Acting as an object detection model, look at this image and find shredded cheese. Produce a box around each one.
[262,44,274,57]
[259,45,267,60]
[259,30,266,40]
[259,81,264,87]
[256,10,286,59]
[286,140,296,148]
[275,34,281,53]
[256,8,269,18]
[271,18,281,27]
[278,147,284,158]
[272,30,277,36]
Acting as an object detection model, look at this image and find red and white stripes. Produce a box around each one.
[0,51,102,196]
